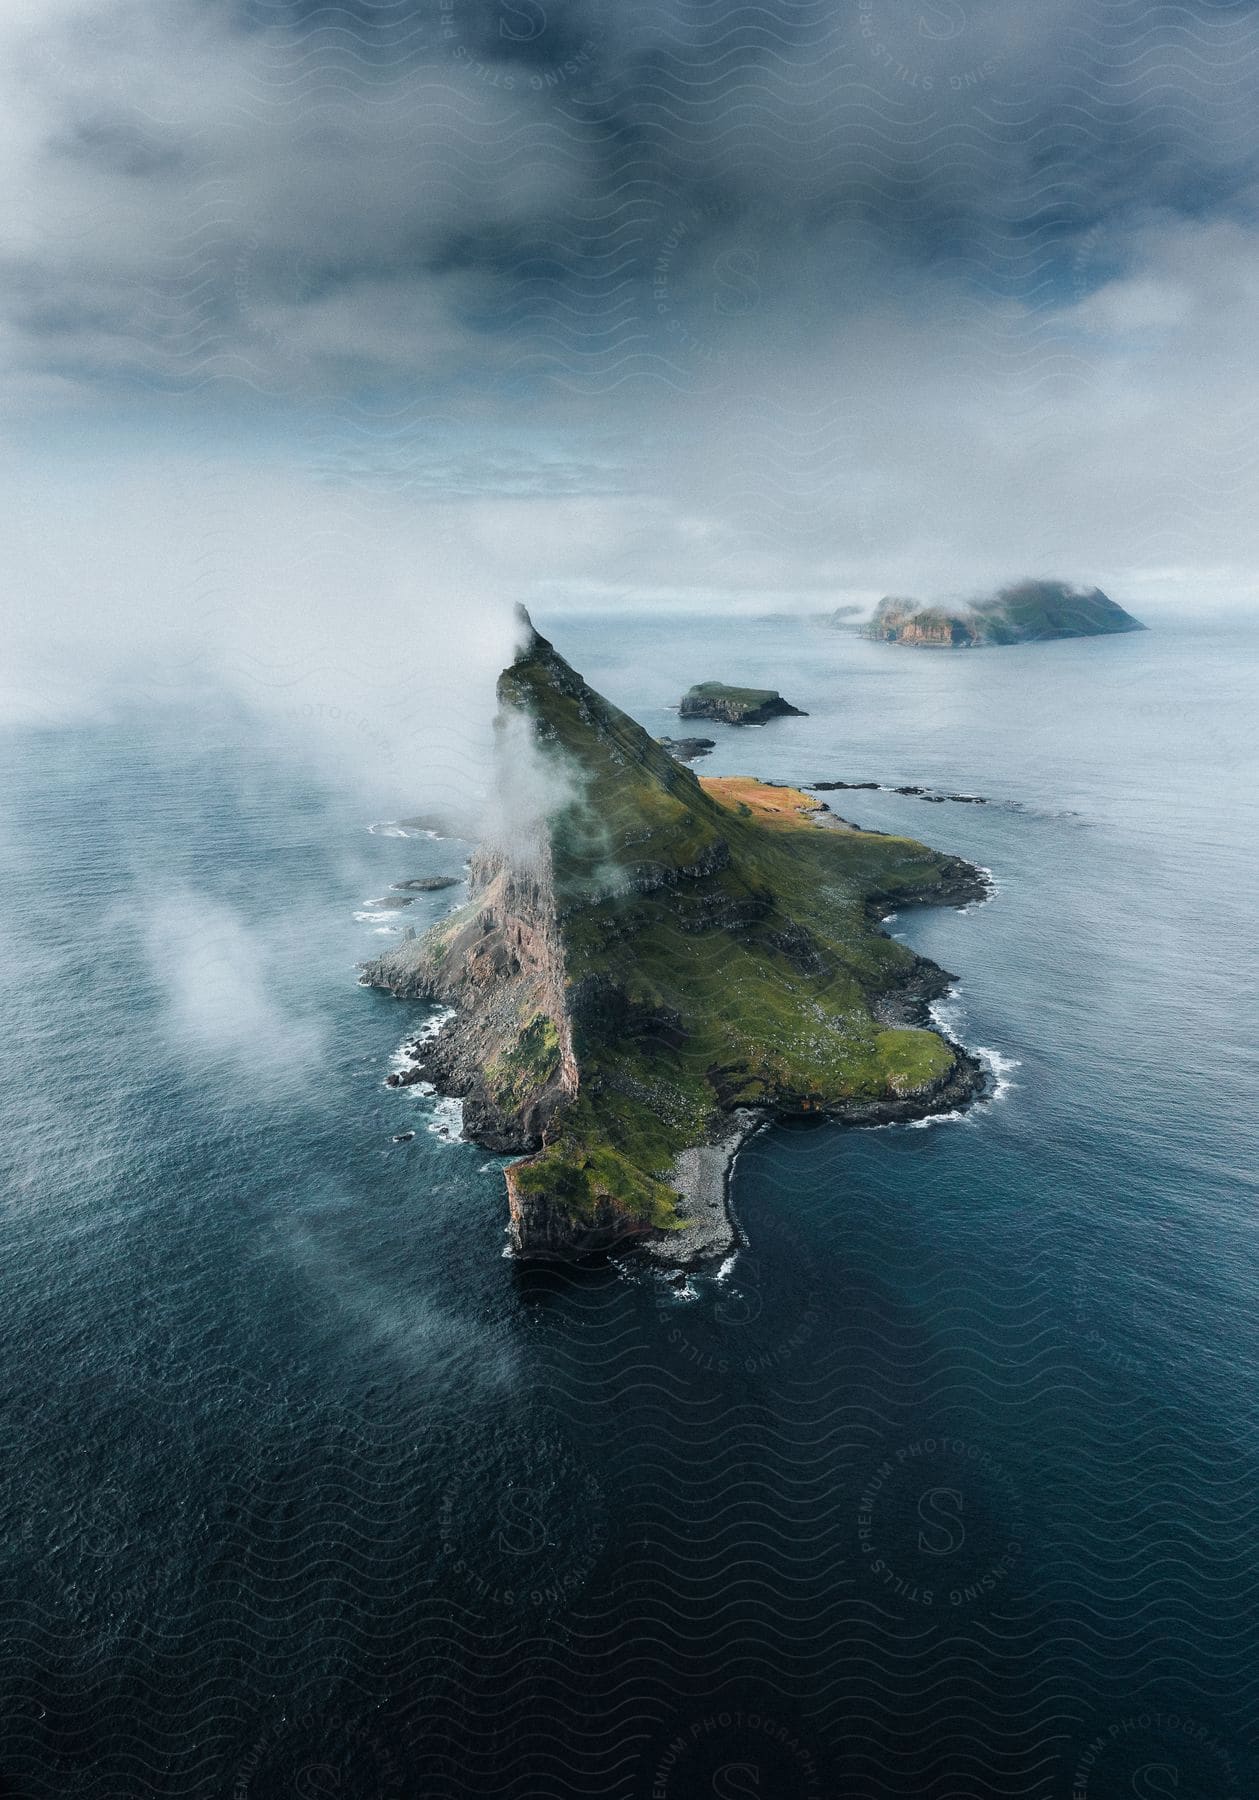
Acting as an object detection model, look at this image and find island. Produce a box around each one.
[361,610,989,1264]
[678,681,807,724]
[864,579,1145,647]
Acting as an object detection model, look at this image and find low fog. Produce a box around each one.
[3,0,1258,794]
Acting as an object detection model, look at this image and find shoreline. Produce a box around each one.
[639,991,989,1272]
[375,857,995,1272]
[611,854,993,1269]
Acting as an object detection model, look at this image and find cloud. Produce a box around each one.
[3,0,1257,402]
[142,889,328,1076]
[1,0,1257,622]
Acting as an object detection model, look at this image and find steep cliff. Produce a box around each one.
[362,610,989,1262]
[866,580,1145,646]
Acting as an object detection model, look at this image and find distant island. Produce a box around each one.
[362,611,989,1265]
[865,580,1145,647]
[679,681,807,724]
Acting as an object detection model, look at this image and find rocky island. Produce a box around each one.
[361,611,989,1264]
[865,579,1145,647]
[678,681,806,724]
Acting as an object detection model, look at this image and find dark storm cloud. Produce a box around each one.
[4,0,1259,399]
[5,0,1259,628]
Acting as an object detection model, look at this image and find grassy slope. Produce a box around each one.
[978,581,1144,641]
[482,634,969,1231]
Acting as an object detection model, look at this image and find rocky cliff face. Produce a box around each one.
[868,603,979,647]
[362,609,990,1263]
[366,842,577,1156]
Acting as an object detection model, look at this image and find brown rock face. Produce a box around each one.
[869,602,978,646]
[363,841,578,1159]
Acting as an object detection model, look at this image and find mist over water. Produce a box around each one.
[0,610,1257,1796]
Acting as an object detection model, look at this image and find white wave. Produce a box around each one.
[977,1044,1021,1100]
[928,995,966,1035]
[427,1096,464,1142]
[415,1006,455,1044]
[928,996,1019,1106]
[387,1008,454,1078]
[958,864,999,911]
[907,1108,968,1129]
[367,822,442,840]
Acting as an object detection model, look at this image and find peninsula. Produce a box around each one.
[865,579,1145,647]
[362,611,988,1263]
[679,681,806,724]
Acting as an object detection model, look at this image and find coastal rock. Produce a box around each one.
[361,609,990,1266]
[392,876,462,891]
[657,736,717,762]
[678,682,807,725]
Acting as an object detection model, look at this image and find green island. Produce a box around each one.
[362,611,988,1263]
[678,681,806,724]
[865,579,1145,646]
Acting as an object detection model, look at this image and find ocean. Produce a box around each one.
[0,607,1256,1797]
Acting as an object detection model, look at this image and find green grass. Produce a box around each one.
[484,1013,562,1113]
[452,626,975,1231]
[683,681,785,709]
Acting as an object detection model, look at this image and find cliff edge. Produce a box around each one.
[361,610,989,1263]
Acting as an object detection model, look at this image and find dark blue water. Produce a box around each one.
[1,611,1256,1797]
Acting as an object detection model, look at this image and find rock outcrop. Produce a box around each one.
[679,682,806,724]
[362,609,989,1264]
[657,736,716,762]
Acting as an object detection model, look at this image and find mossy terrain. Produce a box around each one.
[451,618,984,1234]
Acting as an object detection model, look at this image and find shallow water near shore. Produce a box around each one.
[0,607,1257,1796]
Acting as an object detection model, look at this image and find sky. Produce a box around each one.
[3,0,1259,754]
